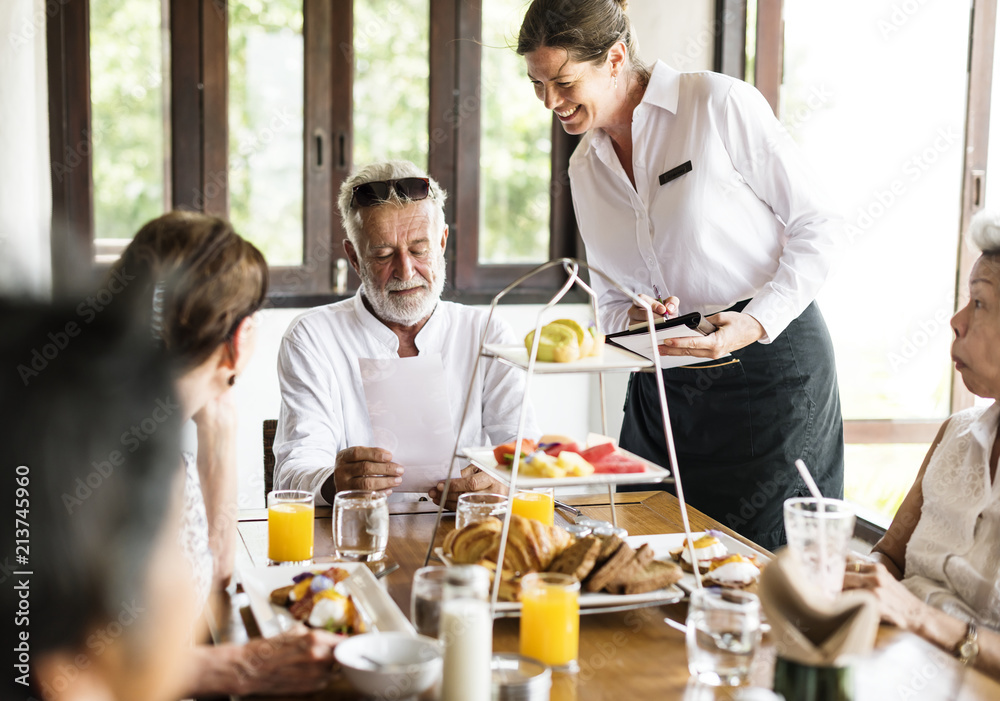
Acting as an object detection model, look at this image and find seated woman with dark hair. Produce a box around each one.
[844,211,1000,679]
[109,211,342,696]
[1,301,195,701]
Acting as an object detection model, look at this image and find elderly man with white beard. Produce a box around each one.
[273,160,537,508]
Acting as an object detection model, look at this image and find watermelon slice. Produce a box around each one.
[579,443,616,462]
[590,453,647,474]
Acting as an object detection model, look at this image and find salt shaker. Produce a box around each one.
[440,565,493,701]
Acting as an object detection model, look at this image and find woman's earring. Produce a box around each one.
[613,71,618,89]
[228,374,236,387]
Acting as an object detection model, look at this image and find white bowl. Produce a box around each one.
[335,632,442,698]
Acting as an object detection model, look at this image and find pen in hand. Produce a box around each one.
[651,286,676,316]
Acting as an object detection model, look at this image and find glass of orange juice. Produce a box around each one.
[511,489,554,525]
[520,572,580,670]
[267,490,314,564]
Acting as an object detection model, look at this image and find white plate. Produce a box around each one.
[434,548,684,616]
[462,445,671,489]
[240,563,415,638]
[625,532,770,592]
[483,343,653,373]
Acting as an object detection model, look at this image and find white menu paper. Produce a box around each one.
[359,354,457,493]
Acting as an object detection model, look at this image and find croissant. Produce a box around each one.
[490,515,575,575]
[445,516,503,564]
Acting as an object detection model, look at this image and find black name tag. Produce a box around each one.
[658,160,693,186]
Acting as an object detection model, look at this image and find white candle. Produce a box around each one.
[440,598,492,701]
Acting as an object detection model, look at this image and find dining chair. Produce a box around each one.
[262,419,277,497]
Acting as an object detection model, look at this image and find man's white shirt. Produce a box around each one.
[274,289,538,504]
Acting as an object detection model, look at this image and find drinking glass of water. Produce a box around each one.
[333,490,388,561]
[455,492,506,530]
[686,588,761,686]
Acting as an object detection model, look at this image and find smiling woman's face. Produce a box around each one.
[951,254,1000,399]
[524,45,619,135]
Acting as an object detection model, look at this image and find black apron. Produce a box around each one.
[618,301,844,551]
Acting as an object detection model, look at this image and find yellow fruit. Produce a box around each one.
[551,319,594,357]
[525,324,580,363]
[556,451,595,477]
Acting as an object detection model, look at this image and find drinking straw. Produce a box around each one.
[794,459,830,596]
[794,459,824,501]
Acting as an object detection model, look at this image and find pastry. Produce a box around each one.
[702,554,762,589]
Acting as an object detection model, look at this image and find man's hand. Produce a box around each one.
[328,446,403,497]
[428,465,506,510]
[626,294,679,325]
[657,311,765,360]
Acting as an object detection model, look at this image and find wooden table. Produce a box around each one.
[220,492,1000,700]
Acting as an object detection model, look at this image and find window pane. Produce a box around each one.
[353,0,429,168]
[781,1,969,420]
[478,0,551,264]
[986,13,1000,211]
[229,0,304,266]
[89,0,167,254]
[844,443,929,521]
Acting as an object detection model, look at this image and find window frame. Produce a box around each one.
[47,0,581,304]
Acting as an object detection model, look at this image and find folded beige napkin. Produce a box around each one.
[758,550,880,666]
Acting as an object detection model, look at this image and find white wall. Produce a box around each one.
[630,0,716,72]
[0,0,52,296]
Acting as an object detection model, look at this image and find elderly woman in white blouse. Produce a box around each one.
[844,211,1000,679]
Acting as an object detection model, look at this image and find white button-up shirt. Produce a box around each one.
[569,60,845,342]
[274,290,537,504]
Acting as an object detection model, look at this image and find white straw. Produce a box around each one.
[794,459,824,501]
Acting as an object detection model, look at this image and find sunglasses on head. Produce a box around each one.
[350,177,431,208]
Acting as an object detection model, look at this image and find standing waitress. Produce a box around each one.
[517,0,845,550]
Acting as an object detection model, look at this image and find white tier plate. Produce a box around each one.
[434,549,684,616]
[624,532,771,592]
[482,343,652,373]
[462,445,671,489]
[240,562,415,638]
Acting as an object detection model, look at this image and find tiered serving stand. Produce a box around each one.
[423,258,703,610]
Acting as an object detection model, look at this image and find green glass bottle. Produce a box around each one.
[772,657,854,701]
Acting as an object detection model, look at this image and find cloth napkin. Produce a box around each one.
[758,550,880,666]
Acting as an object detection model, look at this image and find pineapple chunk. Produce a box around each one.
[556,451,595,477]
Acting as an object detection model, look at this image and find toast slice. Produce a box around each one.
[594,534,623,566]
[547,536,601,581]
[584,541,637,593]
[622,560,684,595]
[604,543,656,594]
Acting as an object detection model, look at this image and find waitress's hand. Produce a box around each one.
[658,311,765,359]
[626,294,679,324]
